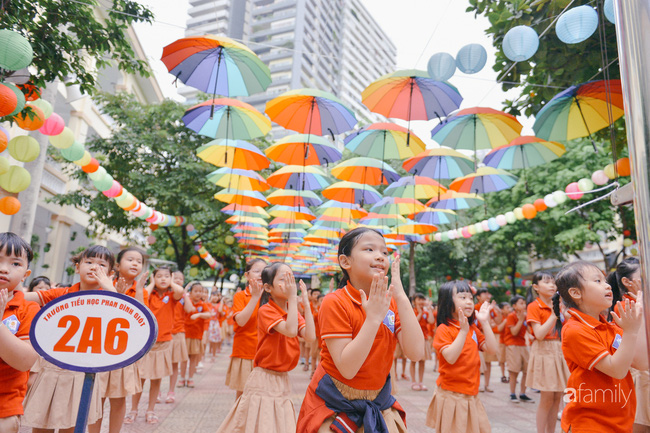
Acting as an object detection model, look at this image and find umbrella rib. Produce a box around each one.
[209,49,223,119]
[574,97,597,152]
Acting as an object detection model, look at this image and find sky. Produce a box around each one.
[131,0,531,145]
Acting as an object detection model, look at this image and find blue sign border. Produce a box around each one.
[29,290,158,373]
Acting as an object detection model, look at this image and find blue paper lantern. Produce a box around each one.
[455,44,487,74]
[556,5,598,44]
[427,52,456,81]
[503,25,539,62]
[488,217,500,231]
[604,0,616,24]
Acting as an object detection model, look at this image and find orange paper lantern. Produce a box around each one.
[0,129,7,153]
[17,82,40,101]
[616,157,631,177]
[81,158,100,173]
[0,83,18,117]
[189,255,200,265]
[533,198,547,212]
[522,203,537,219]
[14,104,44,131]
[0,196,21,215]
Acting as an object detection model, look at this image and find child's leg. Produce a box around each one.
[130,379,146,412]
[409,360,416,385]
[484,362,492,390]
[179,360,188,382]
[537,391,562,433]
[500,361,506,377]
[519,371,527,394]
[87,397,105,433]
[108,397,127,433]
[147,379,162,412]
[170,362,180,389]
[418,360,426,384]
[509,371,518,395]
[189,354,199,379]
[401,357,408,378]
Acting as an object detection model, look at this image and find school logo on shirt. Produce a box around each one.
[382,310,396,333]
[197,306,203,312]
[163,295,170,304]
[472,330,478,345]
[180,298,185,305]
[2,314,20,334]
[612,334,622,350]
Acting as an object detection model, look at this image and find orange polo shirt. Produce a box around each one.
[254,299,306,372]
[0,290,40,418]
[613,294,636,317]
[310,302,322,349]
[148,289,178,342]
[415,308,433,338]
[122,281,149,307]
[503,311,527,346]
[216,302,226,325]
[527,298,558,340]
[433,320,486,395]
[37,283,82,305]
[561,308,635,433]
[184,300,209,340]
[319,283,402,390]
[231,287,259,360]
[172,299,186,335]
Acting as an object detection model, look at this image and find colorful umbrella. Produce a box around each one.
[269,218,312,229]
[197,139,269,170]
[402,147,475,179]
[384,176,446,200]
[533,80,624,150]
[161,35,271,97]
[483,136,565,169]
[425,191,484,210]
[449,167,518,194]
[221,203,270,218]
[183,98,271,139]
[396,221,438,235]
[265,134,342,166]
[214,188,269,206]
[359,212,407,227]
[266,165,331,190]
[318,200,368,220]
[268,205,316,221]
[206,167,269,191]
[322,181,382,205]
[330,157,400,186]
[267,189,323,207]
[344,123,426,160]
[410,208,458,225]
[265,88,357,136]
[225,215,268,226]
[370,197,426,216]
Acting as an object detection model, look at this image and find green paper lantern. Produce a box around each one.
[49,127,75,149]
[5,83,25,117]
[29,99,53,119]
[0,165,31,193]
[60,141,85,161]
[0,156,10,175]
[93,173,113,191]
[164,246,175,256]
[0,30,34,71]
[88,166,107,181]
[8,135,40,162]
[189,267,199,277]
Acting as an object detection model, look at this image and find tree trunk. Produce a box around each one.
[409,241,416,297]
[11,84,59,241]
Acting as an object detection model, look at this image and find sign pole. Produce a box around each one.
[74,373,96,433]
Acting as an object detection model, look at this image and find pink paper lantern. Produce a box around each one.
[565,182,583,200]
[39,113,65,136]
[591,170,609,186]
[186,224,195,231]
[481,220,490,231]
[146,235,156,245]
[496,214,507,226]
[102,180,123,197]
[461,227,471,238]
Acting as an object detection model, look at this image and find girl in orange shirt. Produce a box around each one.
[217,262,315,433]
[296,227,424,433]
[410,293,435,391]
[554,261,647,433]
[526,271,569,433]
[167,271,188,399]
[426,280,497,433]
[208,292,223,359]
[180,283,212,388]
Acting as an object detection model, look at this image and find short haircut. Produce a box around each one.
[0,232,33,264]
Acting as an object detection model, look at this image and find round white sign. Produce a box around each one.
[30,290,158,372]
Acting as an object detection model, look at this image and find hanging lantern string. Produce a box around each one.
[564,182,619,214]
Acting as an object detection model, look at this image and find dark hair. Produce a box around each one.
[28,276,51,292]
[553,261,600,319]
[475,287,489,297]
[259,262,290,307]
[245,258,267,273]
[414,293,426,300]
[115,247,146,279]
[607,257,639,310]
[72,245,115,269]
[0,232,33,263]
[153,265,172,277]
[510,294,525,306]
[437,280,475,326]
[337,227,384,288]
[187,281,203,292]
[527,271,554,304]
[498,301,510,309]
[309,288,322,294]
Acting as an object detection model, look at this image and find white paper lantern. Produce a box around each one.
[503,26,539,62]
[556,5,599,44]
[456,44,487,74]
[427,52,456,81]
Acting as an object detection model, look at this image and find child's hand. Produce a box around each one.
[93,266,115,291]
[249,278,263,299]
[458,307,469,333]
[391,254,401,280]
[285,271,297,298]
[115,276,128,294]
[476,301,491,324]
[516,310,526,322]
[0,288,8,317]
[360,272,391,324]
[190,313,200,320]
[611,293,644,334]
[299,280,309,308]
[137,271,149,291]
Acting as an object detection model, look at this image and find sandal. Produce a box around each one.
[501,376,508,383]
[165,391,175,404]
[145,411,159,424]
[401,374,409,381]
[411,383,421,391]
[420,383,429,391]
[485,387,494,393]
[156,393,162,403]
[124,411,137,424]
[187,379,195,388]
[177,378,186,388]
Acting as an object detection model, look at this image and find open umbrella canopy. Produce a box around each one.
[370,197,426,216]
[322,181,382,205]
[533,80,624,143]
[183,98,271,139]
[396,221,438,235]
[267,189,323,207]
[483,136,565,170]
[206,167,270,191]
[268,205,316,221]
[318,200,368,220]
[214,188,269,206]
[266,165,331,190]
[311,218,354,231]
[359,212,407,227]
[221,203,270,218]
[449,167,518,194]
[331,157,400,186]
[268,218,312,229]
[425,191,484,210]
[161,35,271,96]
[384,176,446,200]
[197,139,269,170]
[265,88,357,135]
[402,147,475,179]
[231,224,268,233]
[344,122,426,160]
[265,134,342,166]
[225,215,268,226]
[410,208,458,225]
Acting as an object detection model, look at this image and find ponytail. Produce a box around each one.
[551,292,563,339]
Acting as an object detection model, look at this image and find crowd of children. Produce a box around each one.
[1,227,648,433]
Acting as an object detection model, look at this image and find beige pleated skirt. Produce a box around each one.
[139,340,172,380]
[525,339,569,392]
[171,332,189,364]
[22,360,103,429]
[226,357,254,391]
[423,338,433,361]
[186,337,203,356]
[319,376,406,433]
[216,367,296,433]
[96,363,142,398]
[426,387,491,433]
[632,368,650,426]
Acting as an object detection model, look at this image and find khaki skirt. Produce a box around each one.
[171,332,189,364]
[225,357,254,391]
[632,368,650,426]
[525,339,569,392]
[426,387,491,433]
[97,363,142,398]
[22,360,103,429]
[139,340,173,380]
[186,337,203,356]
[423,338,433,361]
[217,367,296,433]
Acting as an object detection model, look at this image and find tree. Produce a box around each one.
[51,92,252,274]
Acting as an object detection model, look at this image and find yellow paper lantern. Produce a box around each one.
[604,163,616,179]
[189,267,199,277]
[48,127,75,149]
[73,150,92,166]
[514,207,525,220]
[0,165,31,193]
[0,156,9,175]
[164,246,175,256]
[8,135,40,162]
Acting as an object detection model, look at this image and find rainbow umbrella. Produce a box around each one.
[221,203,270,218]
[266,165,331,190]
[410,208,458,225]
[484,136,565,169]
[402,147,475,179]
[331,157,400,186]
[370,197,426,216]
[311,218,354,231]
[359,212,407,227]
[265,134,342,166]
[206,167,269,191]
[384,176,446,200]
[161,35,271,97]
[231,224,268,233]
[269,218,312,229]
[225,216,268,226]
[533,80,624,150]
[396,221,438,235]
[449,167,518,194]
[265,89,357,135]
[322,181,382,205]
[214,188,269,206]
[268,205,316,221]
[267,189,323,207]
[425,191,484,210]
[183,98,271,139]
[197,139,269,170]
[344,122,426,160]
[318,201,368,220]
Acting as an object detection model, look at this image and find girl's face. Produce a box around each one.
[415,297,426,309]
[534,277,557,299]
[501,304,512,316]
[173,271,184,286]
[265,264,294,302]
[117,250,143,280]
[622,269,641,294]
[246,261,266,286]
[341,231,389,287]
[190,286,204,302]
[452,288,475,319]
[77,255,112,285]
[574,266,612,312]
[154,270,172,290]
[32,281,50,292]
[513,298,526,312]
